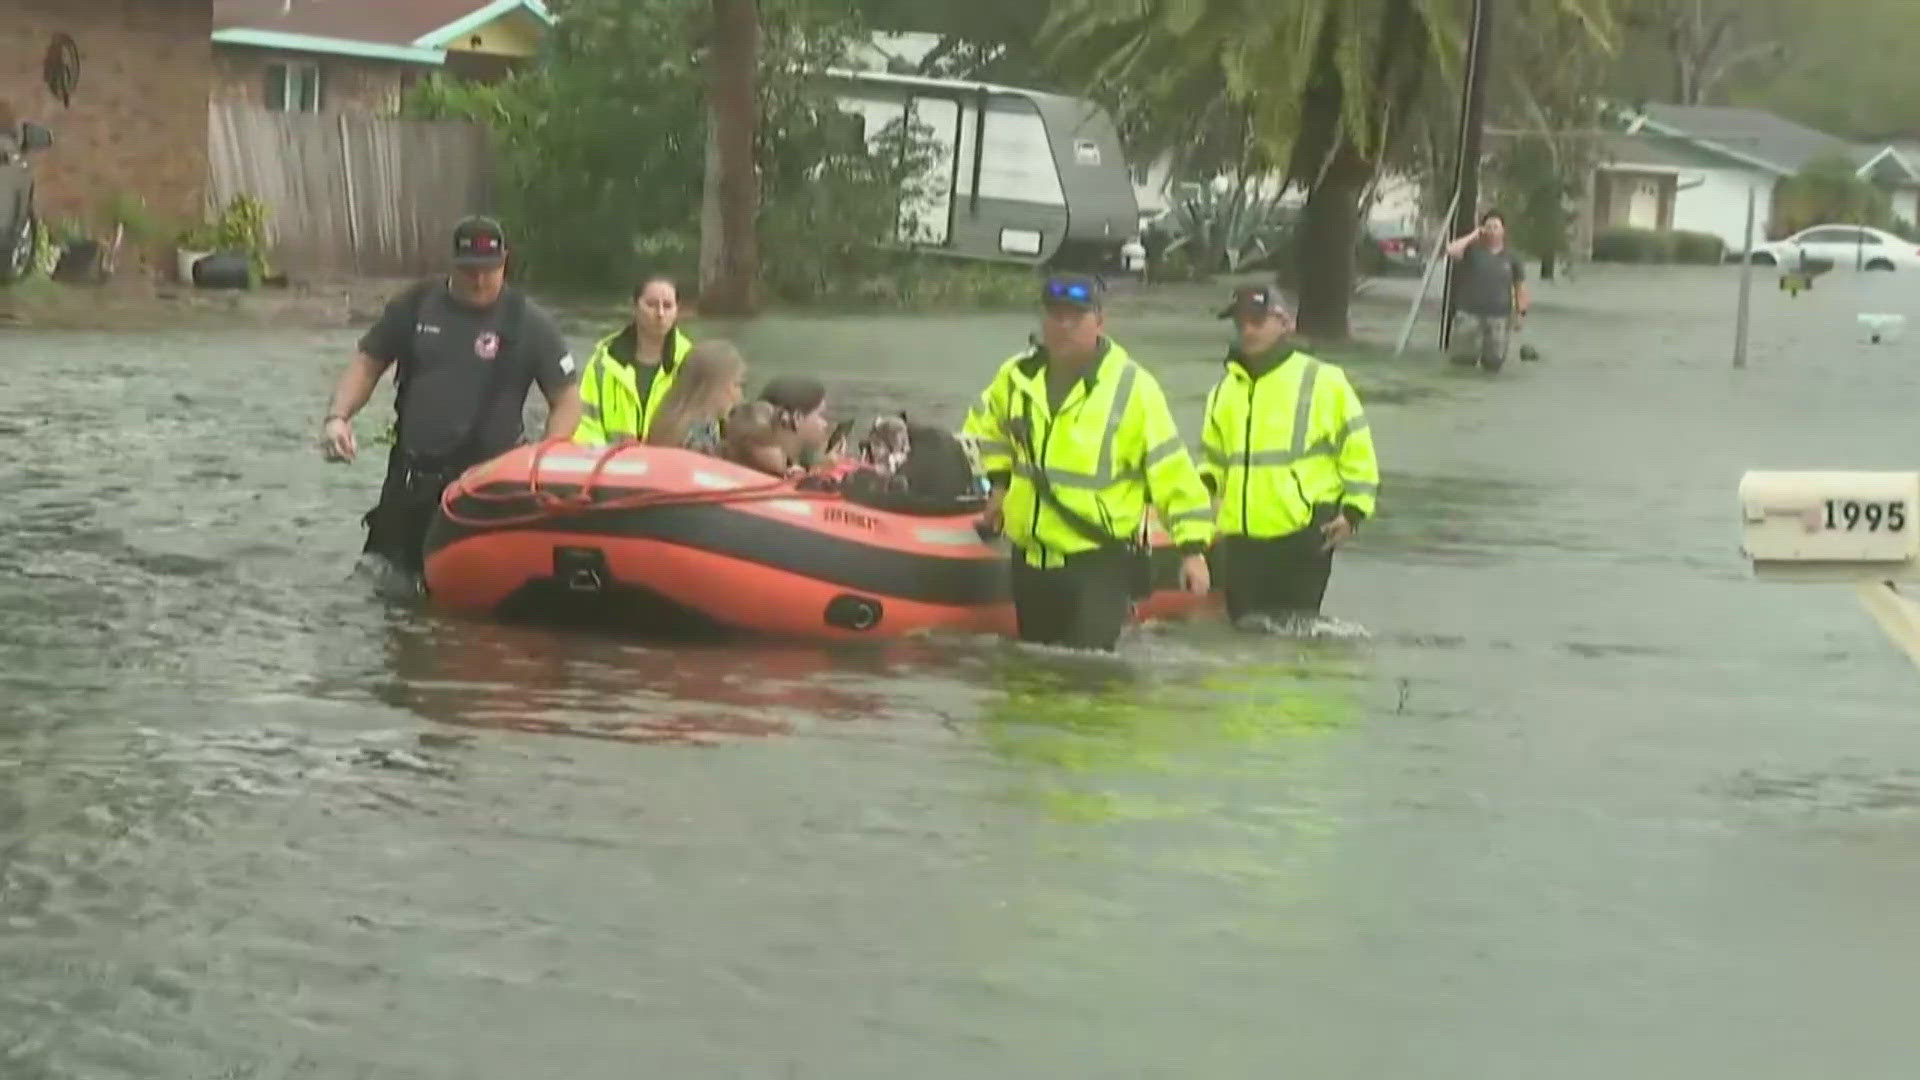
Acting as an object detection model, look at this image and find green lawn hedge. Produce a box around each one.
[1592,226,1728,264]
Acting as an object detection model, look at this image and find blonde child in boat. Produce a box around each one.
[643,341,747,455]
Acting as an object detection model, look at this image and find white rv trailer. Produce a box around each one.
[817,68,1140,270]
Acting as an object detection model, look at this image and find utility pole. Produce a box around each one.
[1438,0,1494,351]
[1734,183,1755,369]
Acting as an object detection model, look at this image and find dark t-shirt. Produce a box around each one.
[357,281,576,462]
[632,360,661,415]
[1454,242,1524,316]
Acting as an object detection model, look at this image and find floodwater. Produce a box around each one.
[3,263,1920,1078]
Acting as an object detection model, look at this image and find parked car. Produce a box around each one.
[1,119,54,284]
[1139,197,1428,281]
[1360,222,1424,277]
[1742,223,1920,272]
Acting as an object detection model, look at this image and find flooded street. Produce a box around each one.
[4,263,1920,1077]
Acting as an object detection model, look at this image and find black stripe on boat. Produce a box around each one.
[427,497,1009,607]
[425,495,1192,611]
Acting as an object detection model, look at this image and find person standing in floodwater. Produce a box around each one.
[963,273,1214,653]
[1443,209,1530,372]
[1200,285,1379,628]
[318,216,581,582]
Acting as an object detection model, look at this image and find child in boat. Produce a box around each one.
[644,341,746,454]
[757,375,839,470]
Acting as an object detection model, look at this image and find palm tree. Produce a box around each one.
[1044,0,1612,340]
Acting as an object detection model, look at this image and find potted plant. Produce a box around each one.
[175,220,219,284]
[214,194,273,286]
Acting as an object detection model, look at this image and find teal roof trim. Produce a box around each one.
[212,27,447,65]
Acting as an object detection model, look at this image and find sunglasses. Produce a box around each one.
[1043,279,1097,305]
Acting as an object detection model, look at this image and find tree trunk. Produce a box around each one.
[1292,136,1372,341]
[702,0,760,317]
[699,99,722,292]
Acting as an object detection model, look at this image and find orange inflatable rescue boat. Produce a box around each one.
[421,441,1213,641]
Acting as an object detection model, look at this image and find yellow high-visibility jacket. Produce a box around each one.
[962,339,1216,568]
[1199,346,1379,538]
[572,324,692,445]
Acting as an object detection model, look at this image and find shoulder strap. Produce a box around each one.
[392,278,437,400]
[1008,392,1133,549]
[1032,466,1134,548]
[388,278,440,429]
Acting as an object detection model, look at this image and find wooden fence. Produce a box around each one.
[207,102,494,277]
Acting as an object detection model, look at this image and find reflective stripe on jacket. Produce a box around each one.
[1199,348,1379,538]
[962,339,1216,568]
[572,324,692,444]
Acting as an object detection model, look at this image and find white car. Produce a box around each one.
[1743,224,1920,272]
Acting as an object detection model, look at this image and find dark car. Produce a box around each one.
[1,120,54,284]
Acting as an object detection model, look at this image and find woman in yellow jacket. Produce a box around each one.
[572,274,694,444]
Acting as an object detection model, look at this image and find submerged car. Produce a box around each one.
[1,119,54,285]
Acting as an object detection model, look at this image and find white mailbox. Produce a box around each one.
[1740,471,1920,575]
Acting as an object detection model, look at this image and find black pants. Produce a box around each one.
[1212,528,1335,624]
[1010,546,1138,653]
[362,443,470,577]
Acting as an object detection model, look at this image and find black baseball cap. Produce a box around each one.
[452,215,508,268]
[1217,284,1290,320]
[1041,273,1105,311]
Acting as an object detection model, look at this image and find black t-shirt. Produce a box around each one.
[601,322,675,416]
[357,281,576,462]
[632,358,661,413]
[1453,242,1525,316]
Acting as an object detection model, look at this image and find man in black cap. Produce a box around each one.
[319,215,582,586]
[961,273,1215,652]
[1197,285,1379,628]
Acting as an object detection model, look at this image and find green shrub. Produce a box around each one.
[1775,153,1898,237]
[1592,226,1673,262]
[1592,226,1724,264]
[1671,230,1726,264]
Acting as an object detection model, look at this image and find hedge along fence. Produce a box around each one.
[1591,226,1728,265]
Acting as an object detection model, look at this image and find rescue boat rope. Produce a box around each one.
[437,439,839,529]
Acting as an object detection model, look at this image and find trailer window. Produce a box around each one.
[1000,228,1043,256]
[975,98,1067,208]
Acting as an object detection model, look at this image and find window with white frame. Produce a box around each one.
[264,61,322,113]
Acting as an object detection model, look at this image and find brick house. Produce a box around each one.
[212,0,554,117]
[2,0,213,226]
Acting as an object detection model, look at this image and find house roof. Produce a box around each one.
[1593,131,1726,172]
[1623,103,1920,185]
[212,0,552,65]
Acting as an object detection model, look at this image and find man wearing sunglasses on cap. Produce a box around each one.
[962,273,1215,652]
[1199,286,1378,627]
[319,216,582,586]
